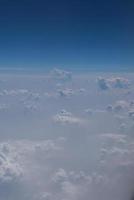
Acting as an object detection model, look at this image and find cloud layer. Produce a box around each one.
[0,70,134,199]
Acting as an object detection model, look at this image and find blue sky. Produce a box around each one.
[0,0,133,70]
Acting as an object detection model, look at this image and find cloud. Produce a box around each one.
[23,102,39,113]
[0,139,60,180]
[99,132,134,183]
[52,168,68,183]
[105,100,134,132]
[53,110,84,125]
[0,142,24,199]
[97,76,130,90]
[0,138,66,199]
[1,89,40,104]
[0,142,23,184]
[84,133,134,200]
[0,154,22,183]
[0,72,134,200]
[3,89,29,96]
[113,100,129,112]
[38,192,52,200]
[97,77,110,90]
[51,168,91,200]
[57,87,86,98]
[58,88,74,98]
[50,68,72,81]
[110,77,130,89]
[105,100,130,115]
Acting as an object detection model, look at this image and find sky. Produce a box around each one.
[1,1,134,199]
[0,0,134,70]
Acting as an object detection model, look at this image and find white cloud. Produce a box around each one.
[0,138,65,199]
[3,89,29,96]
[52,168,68,183]
[109,77,130,89]
[113,100,129,112]
[50,68,72,81]
[58,88,74,98]
[51,169,91,200]
[53,110,84,125]
[97,76,130,90]
[0,154,22,183]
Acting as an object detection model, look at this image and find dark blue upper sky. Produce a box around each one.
[0,0,134,70]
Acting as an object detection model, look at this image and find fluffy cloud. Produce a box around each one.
[53,110,84,125]
[105,100,134,133]
[0,148,22,183]
[106,100,132,115]
[0,89,40,102]
[110,77,130,89]
[114,100,129,112]
[97,77,110,90]
[0,139,63,180]
[97,76,130,90]
[0,138,65,199]
[50,68,72,81]
[98,133,134,198]
[50,168,91,200]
